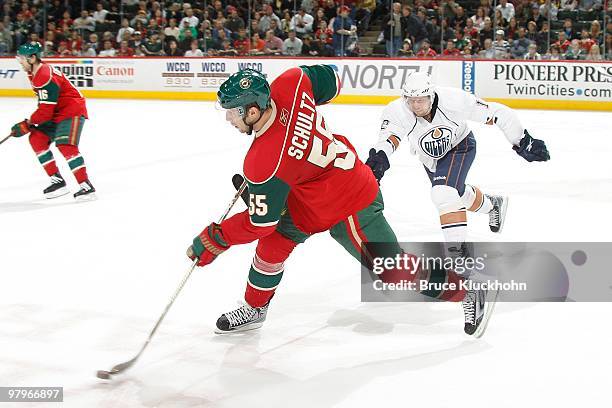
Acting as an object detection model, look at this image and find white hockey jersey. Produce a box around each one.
[375,86,524,172]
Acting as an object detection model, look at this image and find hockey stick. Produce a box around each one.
[1,124,39,146]
[231,173,249,206]
[0,134,13,146]
[96,177,248,380]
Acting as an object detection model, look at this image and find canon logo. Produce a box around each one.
[96,66,135,76]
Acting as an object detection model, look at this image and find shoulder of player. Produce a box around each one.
[31,64,55,89]
[270,67,306,94]
[243,127,286,185]
[435,86,474,110]
[384,97,406,113]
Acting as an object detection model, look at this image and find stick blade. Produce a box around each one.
[96,370,112,380]
[110,357,138,375]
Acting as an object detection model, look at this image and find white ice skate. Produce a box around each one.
[215,302,268,334]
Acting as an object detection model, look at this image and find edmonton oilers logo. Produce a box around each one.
[419,126,453,159]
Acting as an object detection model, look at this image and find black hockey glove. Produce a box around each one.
[513,130,550,162]
[365,148,390,182]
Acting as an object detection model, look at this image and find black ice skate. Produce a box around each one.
[462,283,498,338]
[73,179,97,201]
[215,302,268,334]
[486,195,508,233]
[43,173,69,199]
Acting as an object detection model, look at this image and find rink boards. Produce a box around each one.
[0,57,611,111]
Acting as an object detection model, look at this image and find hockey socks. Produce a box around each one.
[245,255,284,308]
[57,144,89,183]
[29,131,91,184]
[244,231,297,308]
[29,131,59,176]
[440,209,468,243]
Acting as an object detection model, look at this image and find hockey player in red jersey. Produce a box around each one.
[11,42,96,200]
[187,66,496,337]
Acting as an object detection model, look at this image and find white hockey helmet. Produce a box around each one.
[402,71,435,116]
[401,71,434,99]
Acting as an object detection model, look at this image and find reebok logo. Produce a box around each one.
[280,108,289,126]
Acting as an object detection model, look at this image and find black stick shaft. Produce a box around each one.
[105,177,248,376]
[0,134,12,146]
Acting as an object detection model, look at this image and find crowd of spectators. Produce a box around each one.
[378,0,611,59]
[0,0,610,60]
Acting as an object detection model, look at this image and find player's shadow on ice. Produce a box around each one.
[327,301,537,335]
[85,303,536,407]
[118,331,490,408]
[325,302,464,335]
[208,334,491,408]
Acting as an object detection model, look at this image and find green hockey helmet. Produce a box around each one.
[17,42,43,59]
[217,69,271,111]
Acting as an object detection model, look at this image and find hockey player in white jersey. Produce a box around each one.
[365,71,550,335]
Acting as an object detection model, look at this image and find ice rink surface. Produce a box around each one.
[0,97,611,407]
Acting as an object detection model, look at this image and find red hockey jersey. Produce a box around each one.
[221,65,378,245]
[27,63,88,125]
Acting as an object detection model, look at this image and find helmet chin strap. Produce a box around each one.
[26,55,38,70]
[420,94,434,115]
[422,99,433,117]
[17,56,34,72]
[241,105,263,136]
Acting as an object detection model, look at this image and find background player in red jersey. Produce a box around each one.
[187,66,497,338]
[11,42,96,200]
